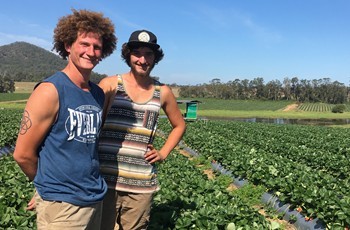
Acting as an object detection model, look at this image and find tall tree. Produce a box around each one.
[282,77,292,100]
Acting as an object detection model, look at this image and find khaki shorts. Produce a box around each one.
[35,192,103,230]
[101,189,153,230]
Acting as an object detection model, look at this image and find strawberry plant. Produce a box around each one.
[0,155,36,229]
[0,108,22,148]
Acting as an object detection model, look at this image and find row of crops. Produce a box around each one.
[150,137,276,229]
[1,109,284,229]
[297,103,350,112]
[161,119,350,229]
[297,103,333,112]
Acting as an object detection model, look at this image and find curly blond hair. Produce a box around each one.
[53,9,117,60]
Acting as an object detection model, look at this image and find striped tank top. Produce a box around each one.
[99,75,161,193]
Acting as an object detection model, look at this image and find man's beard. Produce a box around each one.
[132,63,154,77]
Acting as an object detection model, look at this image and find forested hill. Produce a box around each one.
[0,42,106,83]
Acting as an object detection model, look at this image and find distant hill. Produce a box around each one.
[0,41,106,83]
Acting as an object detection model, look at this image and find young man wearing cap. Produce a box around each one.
[98,30,186,229]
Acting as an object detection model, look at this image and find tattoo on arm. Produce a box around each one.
[19,110,32,135]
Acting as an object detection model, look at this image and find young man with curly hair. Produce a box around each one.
[13,9,117,229]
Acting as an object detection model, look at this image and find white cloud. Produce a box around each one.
[238,14,282,43]
[0,32,52,51]
[192,4,282,43]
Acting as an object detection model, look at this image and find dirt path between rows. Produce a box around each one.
[283,104,299,111]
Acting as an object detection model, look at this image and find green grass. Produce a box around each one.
[0,93,31,102]
[198,110,350,119]
[177,98,350,120]
[178,98,293,111]
[0,93,30,109]
[0,102,27,109]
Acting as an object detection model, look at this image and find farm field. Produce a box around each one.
[177,98,350,120]
[1,110,295,229]
[2,110,350,228]
[1,86,350,228]
[162,119,350,229]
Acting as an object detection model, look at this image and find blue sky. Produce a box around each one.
[1,0,349,85]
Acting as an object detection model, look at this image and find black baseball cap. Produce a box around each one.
[127,30,160,50]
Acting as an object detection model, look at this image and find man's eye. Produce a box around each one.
[145,52,154,57]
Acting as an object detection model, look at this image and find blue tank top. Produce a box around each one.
[34,72,107,206]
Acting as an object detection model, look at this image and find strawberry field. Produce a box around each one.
[1,108,350,229]
[1,110,283,229]
[164,119,350,229]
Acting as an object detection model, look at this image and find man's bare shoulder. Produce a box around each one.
[98,75,119,89]
[99,75,118,84]
[160,84,172,94]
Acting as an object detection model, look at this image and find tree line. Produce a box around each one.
[179,77,349,104]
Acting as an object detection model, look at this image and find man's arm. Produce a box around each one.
[145,85,186,163]
[13,82,59,181]
[98,75,118,123]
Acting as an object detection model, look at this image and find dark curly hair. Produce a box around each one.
[52,9,117,60]
[121,42,164,68]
